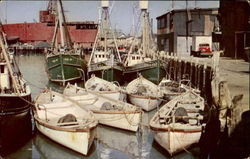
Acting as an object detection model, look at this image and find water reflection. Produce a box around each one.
[96,125,140,158]
[33,133,98,159]
[3,54,201,159]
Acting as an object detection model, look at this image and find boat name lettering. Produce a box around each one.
[52,59,58,63]
[64,58,73,61]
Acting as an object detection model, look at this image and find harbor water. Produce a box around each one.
[4,54,200,159]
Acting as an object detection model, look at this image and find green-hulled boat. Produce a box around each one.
[88,1,124,84]
[124,1,166,85]
[46,0,86,85]
[47,52,86,84]
[124,59,166,85]
[88,56,124,83]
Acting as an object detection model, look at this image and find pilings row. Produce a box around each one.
[163,56,213,105]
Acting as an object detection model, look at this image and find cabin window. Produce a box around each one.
[137,56,140,60]
[132,56,135,60]
[95,55,97,58]
[99,55,101,58]
[102,55,105,58]
[0,65,4,73]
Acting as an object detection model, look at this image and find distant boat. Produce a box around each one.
[123,1,166,85]
[126,75,163,111]
[33,90,97,155]
[150,91,205,156]
[0,27,32,154]
[85,75,126,101]
[46,0,86,85]
[88,1,124,85]
[64,84,142,132]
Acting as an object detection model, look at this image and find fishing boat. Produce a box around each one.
[150,91,205,156]
[64,84,142,132]
[126,75,163,112]
[33,90,97,155]
[0,27,32,155]
[85,75,126,101]
[158,77,187,102]
[88,1,124,85]
[46,0,86,85]
[123,1,166,85]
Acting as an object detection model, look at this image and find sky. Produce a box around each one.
[0,1,219,34]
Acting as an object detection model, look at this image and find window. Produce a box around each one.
[0,65,4,73]
[161,39,165,45]
[157,20,160,29]
[191,14,204,32]
[199,43,209,47]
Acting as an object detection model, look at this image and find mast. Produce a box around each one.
[0,31,22,95]
[47,0,57,15]
[140,1,149,58]
[51,18,59,52]
[60,0,73,49]
[88,8,101,66]
[101,1,109,54]
[56,0,72,49]
[89,0,121,65]
[57,0,65,48]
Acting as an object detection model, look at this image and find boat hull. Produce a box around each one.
[88,66,123,85]
[97,91,126,101]
[46,54,86,84]
[163,93,183,102]
[93,111,141,132]
[35,119,96,155]
[0,94,32,155]
[124,60,166,85]
[154,130,201,156]
[128,95,162,112]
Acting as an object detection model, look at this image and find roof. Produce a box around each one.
[156,7,219,19]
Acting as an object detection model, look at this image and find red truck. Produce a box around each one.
[191,36,213,57]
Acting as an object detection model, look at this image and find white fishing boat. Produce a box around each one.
[149,91,205,156]
[85,75,126,101]
[123,1,167,85]
[158,77,186,102]
[88,1,124,85]
[126,75,163,111]
[178,76,201,94]
[64,84,142,132]
[33,90,98,155]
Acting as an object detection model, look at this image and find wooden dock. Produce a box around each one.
[163,52,249,158]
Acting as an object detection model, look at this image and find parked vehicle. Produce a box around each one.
[191,36,213,57]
